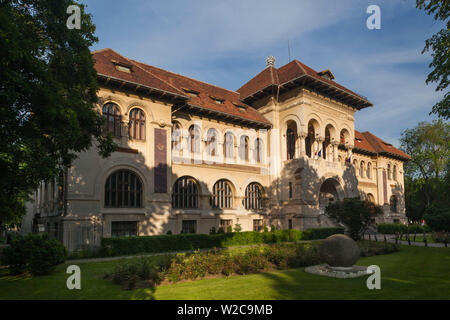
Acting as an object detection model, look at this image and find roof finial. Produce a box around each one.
[266,56,275,68]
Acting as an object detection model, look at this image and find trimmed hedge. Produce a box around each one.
[377,223,431,235]
[301,227,344,240]
[101,227,345,257]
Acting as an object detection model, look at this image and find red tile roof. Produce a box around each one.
[92,49,187,98]
[92,49,406,159]
[238,60,372,109]
[92,49,271,127]
[354,130,410,160]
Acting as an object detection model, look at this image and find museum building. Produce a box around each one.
[23,49,410,251]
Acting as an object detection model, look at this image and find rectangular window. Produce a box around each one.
[253,219,263,232]
[111,221,138,238]
[182,220,197,234]
[220,219,233,232]
[289,182,293,199]
[288,219,293,230]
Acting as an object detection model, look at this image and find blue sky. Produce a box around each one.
[85,0,444,147]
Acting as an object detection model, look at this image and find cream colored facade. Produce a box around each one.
[23,57,408,252]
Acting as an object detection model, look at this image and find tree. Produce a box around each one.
[400,120,449,213]
[424,204,450,233]
[0,1,116,225]
[325,198,377,241]
[404,176,427,223]
[416,0,449,119]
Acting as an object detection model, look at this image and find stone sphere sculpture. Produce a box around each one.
[319,234,360,268]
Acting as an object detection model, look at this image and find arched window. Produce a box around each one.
[360,161,365,178]
[393,165,397,181]
[390,195,398,213]
[102,103,122,137]
[224,132,234,159]
[387,164,392,180]
[353,159,358,176]
[306,120,318,158]
[286,128,296,160]
[105,170,142,207]
[239,136,249,161]
[244,183,263,209]
[367,162,372,179]
[128,108,145,140]
[206,129,217,156]
[254,138,263,163]
[367,193,375,203]
[211,180,233,209]
[340,129,349,145]
[171,122,182,151]
[172,176,198,209]
[189,125,200,154]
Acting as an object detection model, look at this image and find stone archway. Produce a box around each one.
[319,178,344,211]
[318,178,344,227]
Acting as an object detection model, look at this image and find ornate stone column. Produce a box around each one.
[332,141,339,162]
[316,137,324,159]
[298,132,307,157]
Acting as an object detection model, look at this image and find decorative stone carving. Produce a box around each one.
[266,56,276,67]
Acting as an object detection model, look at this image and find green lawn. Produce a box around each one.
[0,246,449,300]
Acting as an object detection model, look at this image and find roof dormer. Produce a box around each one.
[317,69,335,80]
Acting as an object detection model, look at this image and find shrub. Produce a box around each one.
[109,256,166,290]
[407,224,425,234]
[358,241,399,257]
[377,223,408,234]
[1,233,67,275]
[234,219,242,232]
[164,243,321,283]
[301,227,344,240]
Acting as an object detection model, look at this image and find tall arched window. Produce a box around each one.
[206,129,217,156]
[254,138,263,163]
[172,176,198,209]
[128,108,145,140]
[340,129,349,145]
[360,161,365,178]
[286,128,296,160]
[211,179,233,209]
[239,136,249,161]
[172,122,182,151]
[224,132,234,159]
[353,159,358,176]
[244,183,263,209]
[390,195,398,213]
[393,165,397,181]
[189,125,200,154]
[102,103,122,137]
[387,164,392,180]
[306,121,317,158]
[105,170,142,207]
[367,162,372,179]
